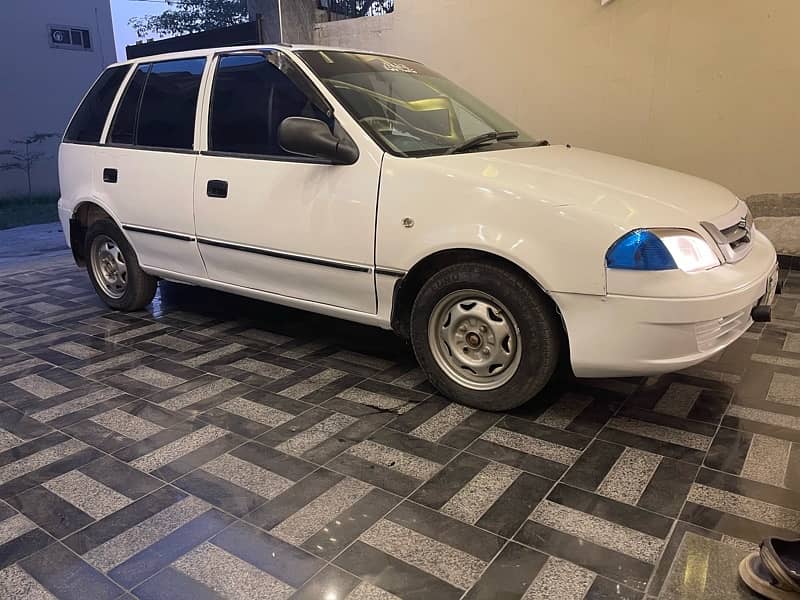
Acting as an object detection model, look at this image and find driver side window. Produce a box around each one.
[208,52,332,157]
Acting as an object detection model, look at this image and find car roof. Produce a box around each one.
[110,43,415,68]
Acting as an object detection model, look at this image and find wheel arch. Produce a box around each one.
[68,200,122,266]
[390,248,567,344]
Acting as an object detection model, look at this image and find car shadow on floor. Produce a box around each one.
[152,278,624,415]
[153,279,414,363]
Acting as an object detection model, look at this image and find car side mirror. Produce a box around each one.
[278,117,359,165]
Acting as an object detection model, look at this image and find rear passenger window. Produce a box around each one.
[64,65,130,143]
[109,57,206,150]
[138,58,206,149]
[209,52,332,157]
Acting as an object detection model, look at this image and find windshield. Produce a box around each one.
[296,50,541,157]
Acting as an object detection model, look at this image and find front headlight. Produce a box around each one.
[657,230,721,272]
[606,228,721,273]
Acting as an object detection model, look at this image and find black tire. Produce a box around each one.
[410,262,560,411]
[85,219,157,311]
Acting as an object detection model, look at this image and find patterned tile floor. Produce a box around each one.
[0,259,798,600]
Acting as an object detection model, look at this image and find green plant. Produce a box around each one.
[0,133,59,198]
[0,193,59,230]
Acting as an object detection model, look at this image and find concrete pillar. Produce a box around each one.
[247,0,280,43]
[248,0,318,44]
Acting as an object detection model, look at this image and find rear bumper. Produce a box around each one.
[58,200,88,266]
[57,200,71,248]
[555,233,778,377]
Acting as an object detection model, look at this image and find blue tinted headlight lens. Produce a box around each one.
[606,229,678,270]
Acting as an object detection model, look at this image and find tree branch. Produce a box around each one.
[129,0,248,38]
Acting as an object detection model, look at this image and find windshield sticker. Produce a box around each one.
[381,60,418,74]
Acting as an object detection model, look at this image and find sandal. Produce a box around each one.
[739,537,800,600]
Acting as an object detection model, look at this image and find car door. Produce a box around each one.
[95,56,208,277]
[193,51,380,313]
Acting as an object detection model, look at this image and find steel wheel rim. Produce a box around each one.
[427,289,522,391]
[90,235,127,299]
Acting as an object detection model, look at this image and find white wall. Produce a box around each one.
[314,0,800,199]
[0,0,116,196]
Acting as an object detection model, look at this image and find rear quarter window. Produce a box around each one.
[64,65,131,143]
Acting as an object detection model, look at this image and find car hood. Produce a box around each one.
[420,145,739,226]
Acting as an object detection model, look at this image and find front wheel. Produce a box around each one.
[410,262,560,411]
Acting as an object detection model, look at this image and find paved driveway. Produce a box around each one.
[0,242,798,599]
[0,222,73,276]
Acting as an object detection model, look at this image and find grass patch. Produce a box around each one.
[0,194,59,230]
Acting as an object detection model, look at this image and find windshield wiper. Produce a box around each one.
[446,130,519,155]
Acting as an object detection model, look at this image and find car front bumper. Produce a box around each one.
[554,231,779,378]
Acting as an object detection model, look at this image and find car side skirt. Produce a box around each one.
[141,265,395,330]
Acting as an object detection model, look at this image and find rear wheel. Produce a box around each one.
[410,262,560,411]
[85,219,157,311]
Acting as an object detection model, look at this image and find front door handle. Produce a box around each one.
[207,180,228,198]
[103,168,118,183]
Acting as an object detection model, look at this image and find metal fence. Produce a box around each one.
[126,21,262,59]
[318,0,395,20]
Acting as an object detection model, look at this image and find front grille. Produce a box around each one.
[695,306,752,352]
[719,221,751,252]
[701,201,754,263]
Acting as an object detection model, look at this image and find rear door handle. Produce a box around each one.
[103,168,118,183]
[207,180,228,198]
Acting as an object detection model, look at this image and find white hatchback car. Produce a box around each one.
[59,45,779,410]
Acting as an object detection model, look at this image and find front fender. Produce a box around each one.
[376,155,621,295]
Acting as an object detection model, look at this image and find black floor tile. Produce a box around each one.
[300,487,399,560]
[289,565,360,600]
[334,541,463,600]
[462,541,548,600]
[20,543,124,600]
[515,520,653,592]
[63,486,189,556]
[107,508,235,589]
[211,520,325,588]
[244,468,342,531]
[7,485,95,538]
[0,527,55,570]
[387,500,505,562]
[548,483,673,539]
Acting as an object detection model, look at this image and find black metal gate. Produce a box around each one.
[125,20,263,60]
[318,0,395,20]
